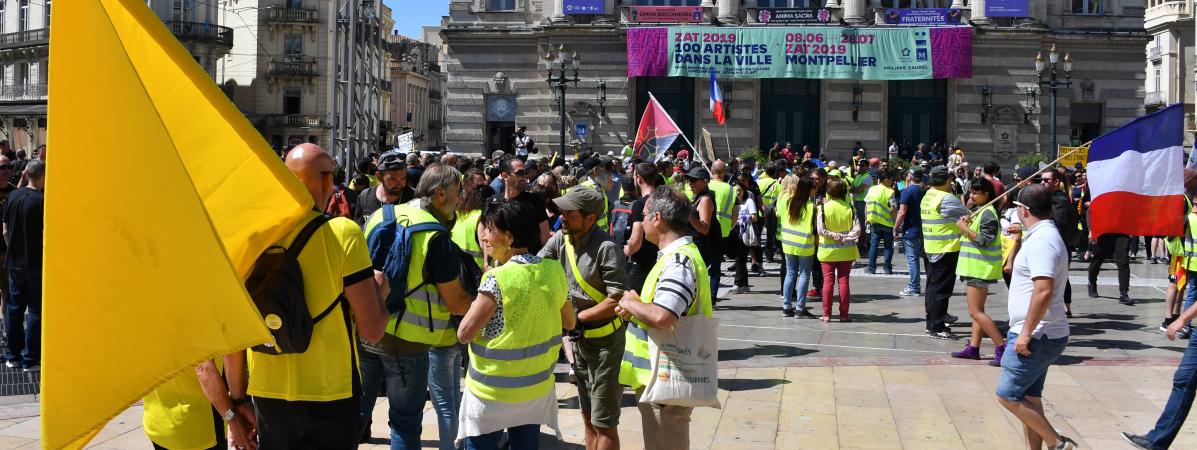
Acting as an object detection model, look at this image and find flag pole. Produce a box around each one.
[648,91,709,171]
[980,141,1092,210]
[722,122,732,160]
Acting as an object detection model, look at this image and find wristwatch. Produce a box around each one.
[221,408,236,422]
[231,397,250,408]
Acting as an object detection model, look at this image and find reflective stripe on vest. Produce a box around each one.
[563,238,623,339]
[920,189,961,254]
[710,180,735,238]
[758,177,779,206]
[387,203,457,347]
[776,193,816,256]
[864,184,895,228]
[817,199,860,262]
[956,205,1002,281]
[619,242,712,390]
[465,259,566,403]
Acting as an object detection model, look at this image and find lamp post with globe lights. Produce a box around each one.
[1034,44,1073,159]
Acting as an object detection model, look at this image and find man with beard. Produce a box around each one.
[354,150,415,224]
[488,156,550,245]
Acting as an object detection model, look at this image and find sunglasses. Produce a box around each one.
[508,169,528,177]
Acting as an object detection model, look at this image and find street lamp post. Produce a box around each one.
[1035,44,1073,159]
[545,45,580,156]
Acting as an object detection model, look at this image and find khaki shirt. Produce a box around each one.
[539,226,627,312]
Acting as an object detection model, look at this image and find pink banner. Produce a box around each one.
[629,6,703,24]
[627,27,669,78]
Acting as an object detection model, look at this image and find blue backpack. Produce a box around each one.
[366,204,447,315]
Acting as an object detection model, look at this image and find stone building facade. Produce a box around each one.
[1143,0,1195,148]
[442,0,1148,167]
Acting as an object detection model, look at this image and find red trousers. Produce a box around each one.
[821,261,852,317]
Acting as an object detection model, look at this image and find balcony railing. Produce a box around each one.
[268,57,319,77]
[0,84,46,102]
[1149,45,1163,60]
[1145,91,1166,106]
[263,114,326,128]
[0,28,48,51]
[1146,1,1192,29]
[262,7,320,24]
[165,21,234,49]
[379,79,392,92]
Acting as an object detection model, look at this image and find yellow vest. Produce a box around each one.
[1181,208,1197,271]
[581,179,610,230]
[466,259,566,403]
[864,184,895,228]
[373,203,457,347]
[920,188,962,254]
[817,199,860,262]
[776,193,815,257]
[619,241,711,390]
[956,205,1002,281]
[143,361,224,450]
[757,176,779,208]
[452,209,484,269]
[709,180,736,238]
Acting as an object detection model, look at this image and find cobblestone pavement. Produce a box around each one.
[4,253,1196,448]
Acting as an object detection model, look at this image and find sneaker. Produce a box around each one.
[1120,432,1151,450]
[1119,294,1135,306]
[806,288,820,298]
[943,314,959,324]
[730,285,749,294]
[989,344,1006,367]
[783,308,795,318]
[1088,284,1099,298]
[1054,436,1077,450]
[1180,326,1192,340]
[928,329,957,340]
[796,309,818,319]
[22,365,39,373]
[568,368,578,384]
[899,288,921,297]
[1161,319,1174,333]
[951,344,981,360]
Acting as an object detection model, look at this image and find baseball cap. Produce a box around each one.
[928,165,951,185]
[552,186,606,215]
[1015,166,1038,181]
[909,166,926,178]
[686,166,711,180]
[581,157,600,173]
[377,150,406,171]
[868,157,881,166]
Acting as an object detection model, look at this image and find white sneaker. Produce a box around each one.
[730,286,749,294]
[899,288,921,297]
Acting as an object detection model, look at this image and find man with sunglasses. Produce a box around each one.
[354,150,414,225]
[488,157,550,246]
[1040,170,1085,313]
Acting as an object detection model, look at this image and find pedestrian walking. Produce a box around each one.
[816,177,860,322]
[950,178,1007,364]
[455,200,575,450]
[995,184,1076,450]
[778,176,818,318]
[922,166,967,339]
[615,186,713,450]
[864,168,896,274]
[894,167,926,297]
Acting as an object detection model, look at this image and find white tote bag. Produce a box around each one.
[640,315,721,409]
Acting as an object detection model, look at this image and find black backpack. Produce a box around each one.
[246,214,344,355]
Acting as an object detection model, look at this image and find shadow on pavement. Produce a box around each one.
[1066,320,1146,336]
[1054,355,1094,365]
[852,312,926,325]
[717,378,790,391]
[1067,338,1158,351]
[718,344,817,362]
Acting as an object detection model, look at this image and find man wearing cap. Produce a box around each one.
[685,166,722,303]
[540,186,629,450]
[922,165,969,339]
[354,150,414,225]
[894,167,926,296]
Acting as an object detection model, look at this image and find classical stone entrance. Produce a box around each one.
[887,79,948,154]
[759,79,821,154]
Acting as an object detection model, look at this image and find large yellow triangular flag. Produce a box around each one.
[44,0,313,448]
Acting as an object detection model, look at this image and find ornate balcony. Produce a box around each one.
[1146,1,1192,30]
[262,114,326,128]
[0,29,48,52]
[262,7,320,24]
[0,84,46,102]
[268,57,319,78]
[165,21,233,50]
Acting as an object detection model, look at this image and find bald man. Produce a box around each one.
[247,144,388,449]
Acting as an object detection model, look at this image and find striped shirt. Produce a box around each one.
[652,236,699,317]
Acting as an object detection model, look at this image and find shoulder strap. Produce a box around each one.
[563,238,606,303]
[382,203,396,224]
[287,214,331,258]
[762,180,777,196]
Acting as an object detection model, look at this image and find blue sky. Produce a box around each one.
[385,0,450,40]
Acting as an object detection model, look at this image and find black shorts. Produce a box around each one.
[253,395,360,450]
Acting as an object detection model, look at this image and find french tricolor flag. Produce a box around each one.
[1087,104,1185,238]
[709,68,725,125]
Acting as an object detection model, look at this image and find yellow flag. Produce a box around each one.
[44,1,312,448]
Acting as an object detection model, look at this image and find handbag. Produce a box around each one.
[640,315,721,409]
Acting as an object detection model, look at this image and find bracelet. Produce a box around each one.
[231,397,250,407]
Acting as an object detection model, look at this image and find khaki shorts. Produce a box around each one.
[571,327,626,428]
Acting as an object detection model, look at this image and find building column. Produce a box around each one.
[825,0,841,7]
[550,0,569,24]
[594,0,618,24]
[971,0,990,24]
[843,0,865,24]
[717,0,739,24]
[950,0,966,9]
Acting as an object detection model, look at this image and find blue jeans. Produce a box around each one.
[428,345,463,450]
[868,224,894,273]
[995,332,1068,401]
[782,254,815,310]
[902,229,923,293]
[2,270,40,367]
[1183,272,1197,326]
[358,350,429,450]
[1146,330,1197,449]
[464,424,540,450]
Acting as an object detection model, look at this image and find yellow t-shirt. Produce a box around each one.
[143,360,224,450]
[247,215,373,402]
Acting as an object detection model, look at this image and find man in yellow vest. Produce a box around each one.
[249,144,389,448]
[864,169,897,274]
[757,163,783,262]
[615,186,713,450]
[921,165,969,339]
[361,163,476,449]
[708,160,738,298]
[540,186,629,450]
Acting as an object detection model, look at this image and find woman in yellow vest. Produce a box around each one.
[453,168,490,269]
[778,175,819,318]
[950,178,1007,365]
[816,177,861,322]
[456,200,575,449]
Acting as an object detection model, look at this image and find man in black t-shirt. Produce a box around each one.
[487,157,549,245]
[355,150,415,224]
[2,160,43,371]
[625,162,662,293]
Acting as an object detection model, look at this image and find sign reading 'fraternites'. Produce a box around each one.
[627,26,972,80]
